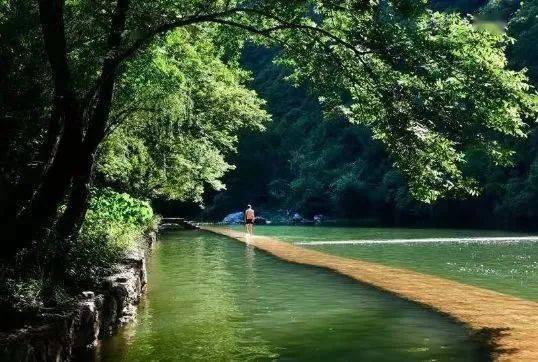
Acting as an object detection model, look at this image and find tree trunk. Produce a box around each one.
[55,146,96,240]
[49,145,95,290]
[4,108,82,255]
[53,0,130,241]
[54,73,121,241]
[1,0,83,259]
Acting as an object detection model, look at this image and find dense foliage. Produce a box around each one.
[97,28,268,202]
[277,2,536,202]
[70,189,156,286]
[207,0,538,229]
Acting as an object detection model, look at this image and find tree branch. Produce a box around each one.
[114,9,246,64]
[84,0,131,149]
[235,7,371,56]
[105,106,159,136]
[37,0,83,170]
[114,7,372,66]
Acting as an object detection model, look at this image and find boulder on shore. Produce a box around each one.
[291,212,303,224]
[223,212,243,224]
[254,216,267,225]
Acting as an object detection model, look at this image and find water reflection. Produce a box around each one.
[97,231,489,361]
[244,243,256,290]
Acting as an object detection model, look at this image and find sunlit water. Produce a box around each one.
[96,230,489,361]
[232,226,538,301]
[231,225,527,242]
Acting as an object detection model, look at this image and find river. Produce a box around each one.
[233,225,538,301]
[96,229,490,361]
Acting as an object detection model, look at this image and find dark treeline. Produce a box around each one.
[429,0,488,13]
[205,0,538,230]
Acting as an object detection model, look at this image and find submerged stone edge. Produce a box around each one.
[201,226,538,362]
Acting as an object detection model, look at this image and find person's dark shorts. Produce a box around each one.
[246,219,254,224]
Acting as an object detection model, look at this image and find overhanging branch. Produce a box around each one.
[114,7,372,66]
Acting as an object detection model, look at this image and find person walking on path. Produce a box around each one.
[245,205,255,235]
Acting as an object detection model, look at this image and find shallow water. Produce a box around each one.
[96,230,488,361]
[231,225,527,242]
[234,226,538,301]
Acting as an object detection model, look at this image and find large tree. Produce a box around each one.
[97,28,268,202]
[1,0,535,258]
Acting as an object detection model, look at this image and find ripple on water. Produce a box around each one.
[309,240,538,301]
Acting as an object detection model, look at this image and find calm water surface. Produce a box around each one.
[96,230,488,361]
[231,225,527,242]
[234,226,538,301]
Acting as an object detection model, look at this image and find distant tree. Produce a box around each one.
[429,0,489,13]
[480,0,522,22]
[507,0,538,83]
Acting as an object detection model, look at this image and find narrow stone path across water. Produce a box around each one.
[201,226,538,361]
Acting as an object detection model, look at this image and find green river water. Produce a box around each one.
[231,226,538,301]
[96,230,489,361]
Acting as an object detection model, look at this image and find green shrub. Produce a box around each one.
[66,189,157,287]
[85,189,155,231]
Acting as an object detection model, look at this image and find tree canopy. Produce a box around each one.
[97,28,268,202]
[275,2,536,202]
[0,0,537,256]
[207,0,538,229]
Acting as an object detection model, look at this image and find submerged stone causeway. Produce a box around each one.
[201,226,538,361]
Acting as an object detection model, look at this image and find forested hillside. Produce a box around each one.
[205,0,538,229]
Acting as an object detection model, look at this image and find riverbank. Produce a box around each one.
[0,232,156,361]
[202,226,538,361]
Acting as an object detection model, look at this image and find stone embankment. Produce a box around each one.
[0,232,156,361]
[202,226,538,361]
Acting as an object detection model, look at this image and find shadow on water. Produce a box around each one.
[472,327,518,359]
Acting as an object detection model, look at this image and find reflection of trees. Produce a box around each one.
[109,232,275,361]
[186,234,275,360]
